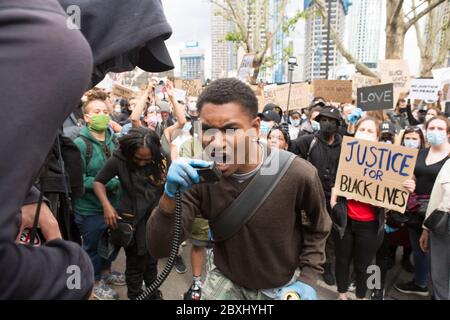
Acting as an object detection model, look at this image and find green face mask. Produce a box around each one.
[88,114,110,132]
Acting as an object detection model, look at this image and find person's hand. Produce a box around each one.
[16,202,62,243]
[104,205,121,229]
[165,158,211,198]
[419,229,429,252]
[403,179,416,194]
[276,281,317,300]
[165,80,174,97]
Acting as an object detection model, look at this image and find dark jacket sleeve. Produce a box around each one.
[0,0,94,299]
[406,104,419,126]
[146,186,201,258]
[94,156,121,191]
[0,239,94,300]
[295,159,332,286]
[293,135,314,159]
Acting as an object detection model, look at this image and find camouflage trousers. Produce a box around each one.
[201,267,273,300]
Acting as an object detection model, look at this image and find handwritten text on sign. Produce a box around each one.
[357,83,394,111]
[335,137,418,213]
[409,79,440,101]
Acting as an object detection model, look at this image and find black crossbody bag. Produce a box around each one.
[209,149,297,243]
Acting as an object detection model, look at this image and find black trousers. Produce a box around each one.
[375,232,392,290]
[125,241,158,300]
[333,219,383,299]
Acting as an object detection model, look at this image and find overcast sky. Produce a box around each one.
[161,0,422,78]
[162,0,212,78]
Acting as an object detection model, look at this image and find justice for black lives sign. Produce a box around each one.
[334,137,418,213]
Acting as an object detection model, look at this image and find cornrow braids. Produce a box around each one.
[119,127,166,186]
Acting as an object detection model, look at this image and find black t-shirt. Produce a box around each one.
[414,148,450,195]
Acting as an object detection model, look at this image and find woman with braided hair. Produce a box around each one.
[94,127,167,300]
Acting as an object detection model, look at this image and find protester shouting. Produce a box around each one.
[147,78,331,300]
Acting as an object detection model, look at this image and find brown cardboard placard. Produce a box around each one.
[335,136,418,213]
[379,59,411,104]
[174,79,203,97]
[352,74,380,98]
[112,83,135,99]
[313,80,353,104]
[264,83,311,111]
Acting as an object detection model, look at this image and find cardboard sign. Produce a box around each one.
[237,54,255,83]
[112,83,135,99]
[432,67,450,85]
[264,83,311,111]
[357,83,394,111]
[443,83,450,102]
[250,85,266,112]
[379,59,411,104]
[313,80,353,104]
[335,136,418,213]
[352,74,380,98]
[409,79,440,101]
[174,79,203,97]
[173,89,187,102]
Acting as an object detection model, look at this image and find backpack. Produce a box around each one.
[78,133,118,171]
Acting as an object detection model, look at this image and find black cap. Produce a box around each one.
[263,103,283,118]
[315,106,342,122]
[258,110,281,124]
[138,36,174,72]
[380,121,396,136]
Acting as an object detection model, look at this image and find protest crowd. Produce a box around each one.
[1,0,449,302]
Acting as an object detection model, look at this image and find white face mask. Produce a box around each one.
[355,131,377,142]
[114,106,122,113]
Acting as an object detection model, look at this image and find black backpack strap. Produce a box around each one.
[306,136,317,162]
[210,149,296,243]
[79,136,93,173]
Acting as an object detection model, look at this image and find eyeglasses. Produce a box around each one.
[404,126,422,134]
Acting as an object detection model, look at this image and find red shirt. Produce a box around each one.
[347,200,376,222]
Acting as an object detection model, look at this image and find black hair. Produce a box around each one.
[268,124,291,149]
[119,127,166,186]
[197,78,258,119]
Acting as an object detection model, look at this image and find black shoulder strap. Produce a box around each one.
[307,136,318,162]
[79,136,93,170]
[210,149,296,243]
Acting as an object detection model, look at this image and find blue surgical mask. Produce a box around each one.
[403,139,420,149]
[260,121,271,134]
[290,118,301,127]
[311,120,320,133]
[183,122,192,132]
[427,131,446,146]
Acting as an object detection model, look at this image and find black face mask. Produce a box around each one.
[320,121,338,136]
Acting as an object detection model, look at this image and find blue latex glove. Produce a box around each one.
[275,281,318,300]
[347,108,363,125]
[164,158,211,198]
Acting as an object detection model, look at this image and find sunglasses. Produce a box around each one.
[404,126,422,134]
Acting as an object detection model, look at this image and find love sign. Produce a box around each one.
[357,83,394,111]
